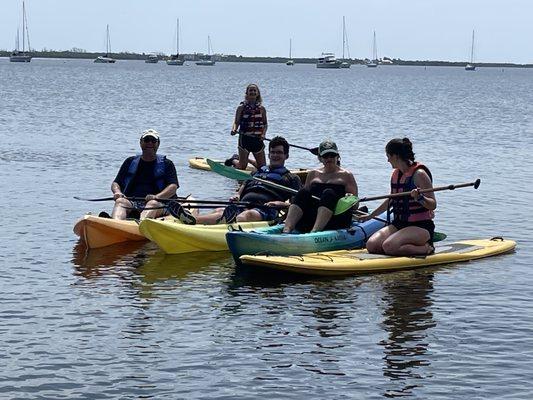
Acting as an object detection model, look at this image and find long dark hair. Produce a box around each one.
[386,138,415,164]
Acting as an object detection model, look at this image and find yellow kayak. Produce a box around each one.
[188,157,310,183]
[189,157,255,172]
[239,238,516,276]
[139,218,271,254]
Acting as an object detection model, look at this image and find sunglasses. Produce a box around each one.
[142,137,158,143]
[321,153,338,159]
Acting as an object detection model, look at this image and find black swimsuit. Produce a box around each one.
[291,182,352,233]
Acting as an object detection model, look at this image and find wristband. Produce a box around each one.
[417,194,426,203]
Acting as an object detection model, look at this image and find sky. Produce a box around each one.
[1,0,532,64]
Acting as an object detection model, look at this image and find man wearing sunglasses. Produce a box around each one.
[107,129,184,221]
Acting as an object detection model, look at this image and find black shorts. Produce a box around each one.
[238,133,264,154]
[392,219,435,244]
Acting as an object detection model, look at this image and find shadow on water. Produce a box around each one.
[376,270,436,398]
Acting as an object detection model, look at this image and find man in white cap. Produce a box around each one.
[106,129,191,221]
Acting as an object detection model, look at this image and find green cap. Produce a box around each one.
[318,139,339,156]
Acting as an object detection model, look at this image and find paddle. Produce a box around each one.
[352,209,447,242]
[232,131,319,155]
[335,179,481,215]
[207,158,355,215]
[74,195,190,202]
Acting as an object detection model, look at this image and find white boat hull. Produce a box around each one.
[167,59,184,65]
[94,56,116,63]
[10,54,31,62]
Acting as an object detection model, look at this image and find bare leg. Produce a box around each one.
[195,207,225,225]
[140,200,166,219]
[237,147,250,170]
[311,206,333,232]
[366,225,398,254]
[112,198,133,220]
[381,226,432,256]
[236,209,263,222]
[282,204,303,233]
[253,150,266,169]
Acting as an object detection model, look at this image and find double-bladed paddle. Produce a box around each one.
[232,132,319,155]
[206,158,353,215]
[74,195,190,202]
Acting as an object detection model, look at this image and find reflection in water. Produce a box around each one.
[378,270,436,397]
[72,241,231,297]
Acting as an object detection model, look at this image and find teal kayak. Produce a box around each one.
[226,214,387,263]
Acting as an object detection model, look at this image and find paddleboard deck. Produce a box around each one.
[239,238,516,276]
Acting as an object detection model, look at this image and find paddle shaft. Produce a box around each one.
[74,195,190,202]
[234,132,318,155]
[359,179,481,203]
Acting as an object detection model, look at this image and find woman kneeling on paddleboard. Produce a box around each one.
[282,139,358,233]
[363,138,436,256]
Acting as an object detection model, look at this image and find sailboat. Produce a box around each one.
[286,39,294,66]
[196,36,215,66]
[340,16,351,68]
[167,18,184,65]
[465,30,476,71]
[366,31,378,68]
[94,25,116,63]
[10,1,32,63]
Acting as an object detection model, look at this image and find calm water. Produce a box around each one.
[1,58,532,399]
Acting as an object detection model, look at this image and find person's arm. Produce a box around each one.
[343,171,358,197]
[111,158,131,200]
[357,199,389,221]
[411,170,437,210]
[231,105,244,133]
[304,170,316,190]
[261,106,268,138]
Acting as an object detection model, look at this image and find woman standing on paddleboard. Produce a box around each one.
[282,139,358,233]
[363,138,436,256]
[230,84,268,170]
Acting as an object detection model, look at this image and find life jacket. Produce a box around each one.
[242,165,293,201]
[123,154,167,194]
[389,162,434,222]
[239,101,264,135]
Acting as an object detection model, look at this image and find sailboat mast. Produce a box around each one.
[106,24,111,55]
[22,1,26,52]
[16,28,20,51]
[342,16,346,59]
[289,38,292,59]
[470,30,475,63]
[372,31,377,61]
[176,18,180,55]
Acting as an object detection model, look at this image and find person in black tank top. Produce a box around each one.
[283,139,358,233]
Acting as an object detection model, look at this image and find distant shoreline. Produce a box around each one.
[1,50,531,68]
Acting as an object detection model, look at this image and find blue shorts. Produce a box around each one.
[235,205,278,221]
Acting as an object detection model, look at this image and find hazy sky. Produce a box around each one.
[1,0,532,63]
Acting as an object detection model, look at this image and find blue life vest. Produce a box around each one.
[242,165,293,201]
[123,154,167,194]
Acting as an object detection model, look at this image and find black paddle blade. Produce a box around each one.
[474,178,481,189]
[310,147,319,156]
